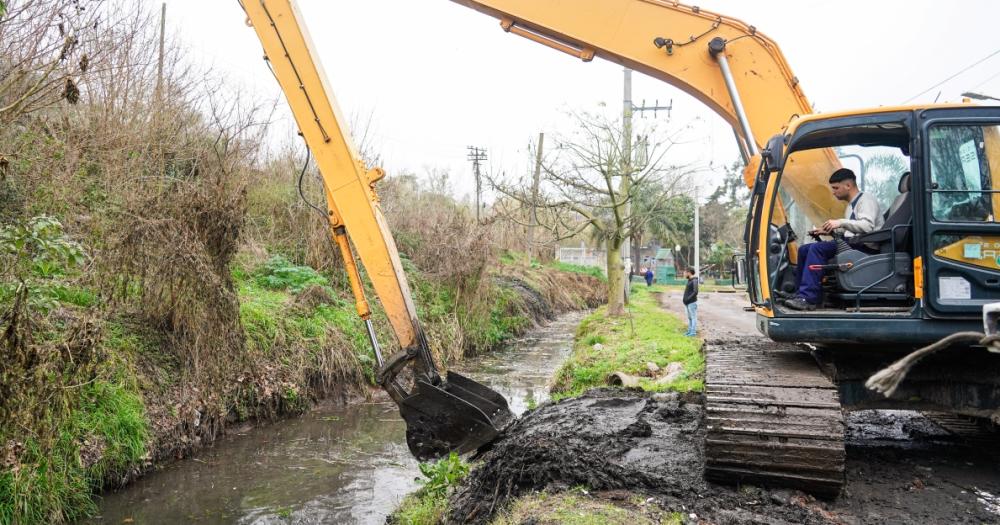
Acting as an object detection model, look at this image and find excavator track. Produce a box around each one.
[704,339,846,498]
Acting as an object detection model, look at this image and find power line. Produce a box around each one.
[901,47,1000,104]
[969,69,1000,93]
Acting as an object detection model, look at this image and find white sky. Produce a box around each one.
[159,0,1000,202]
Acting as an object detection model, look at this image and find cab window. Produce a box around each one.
[928,124,1000,222]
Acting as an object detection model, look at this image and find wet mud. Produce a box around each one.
[447,388,832,525]
[448,386,1000,525]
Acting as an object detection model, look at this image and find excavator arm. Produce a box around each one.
[454,0,842,223]
[240,0,512,461]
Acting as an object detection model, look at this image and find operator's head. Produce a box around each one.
[828,168,858,201]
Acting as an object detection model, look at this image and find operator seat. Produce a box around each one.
[832,172,913,299]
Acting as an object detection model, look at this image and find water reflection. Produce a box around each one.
[91,311,584,524]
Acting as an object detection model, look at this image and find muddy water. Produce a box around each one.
[90,312,584,524]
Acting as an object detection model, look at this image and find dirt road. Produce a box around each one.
[656,288,757,338]
[445,289,1000,524]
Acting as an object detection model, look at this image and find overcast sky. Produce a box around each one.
[159,1,1000,201]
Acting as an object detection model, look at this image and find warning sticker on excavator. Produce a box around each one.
[939,276,972,300]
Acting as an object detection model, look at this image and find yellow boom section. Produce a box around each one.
[241,0,420,350]
[453,0,842,223]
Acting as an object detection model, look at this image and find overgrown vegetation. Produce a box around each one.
[551,286,704,399]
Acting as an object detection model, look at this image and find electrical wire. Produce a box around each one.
[297,147,329,219]
[901,48,1000,104]
[968,68,1000,93]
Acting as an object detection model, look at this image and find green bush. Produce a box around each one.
[254,255,330,293]
[0,215,86,312]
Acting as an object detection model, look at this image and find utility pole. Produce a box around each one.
[623,68,674,278]
[156,2,166,101]
[622,68,634,302]
[528,133,544,260]
[694,183,700,277]
[467,146,487,222]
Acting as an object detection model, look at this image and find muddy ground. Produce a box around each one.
[444,290,1000,524]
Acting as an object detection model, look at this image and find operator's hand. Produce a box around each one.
[820,219,842,234]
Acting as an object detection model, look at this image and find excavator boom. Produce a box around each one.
[240,0,512,460]
[454,0,843,224]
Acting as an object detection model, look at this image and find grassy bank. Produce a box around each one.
[551,285,704,399]
[390,285,703,524]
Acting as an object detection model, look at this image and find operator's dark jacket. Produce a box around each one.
[682,276,698,305]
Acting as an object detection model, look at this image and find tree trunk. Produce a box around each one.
[606,238,625,316]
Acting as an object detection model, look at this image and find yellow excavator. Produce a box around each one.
[241,0,1000,497]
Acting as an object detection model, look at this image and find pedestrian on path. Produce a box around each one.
[644,267,654,287]
[682,268,698,337]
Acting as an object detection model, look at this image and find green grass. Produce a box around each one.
[551,286,703,400]
[236,272,373,379]
[48,284,98,308]
[460,284,531,353]
[491,489,683,525]
[0,380,148,525]
[549,261,607,282]
[254,255,330,293]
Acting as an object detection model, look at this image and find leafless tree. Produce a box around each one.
[0,0,113,124]
[490,109,700,316]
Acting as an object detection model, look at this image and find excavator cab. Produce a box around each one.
[745,105,1000,349]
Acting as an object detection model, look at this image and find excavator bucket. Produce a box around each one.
[398,371,513,460]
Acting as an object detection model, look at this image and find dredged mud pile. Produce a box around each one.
[446,388,830,525]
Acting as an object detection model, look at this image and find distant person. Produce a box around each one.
[644,267,654,287]
[682,268,698,337]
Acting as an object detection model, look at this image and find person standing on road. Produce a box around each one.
[682,268,698,337]
[644,267,654,287]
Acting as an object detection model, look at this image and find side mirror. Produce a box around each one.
[762,134,786,173]
[730,254,748,290]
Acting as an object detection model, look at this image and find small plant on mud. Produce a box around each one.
[391,453,470,524]
[418,452,469,498]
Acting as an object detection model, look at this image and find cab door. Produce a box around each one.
[919,107,1000,317]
